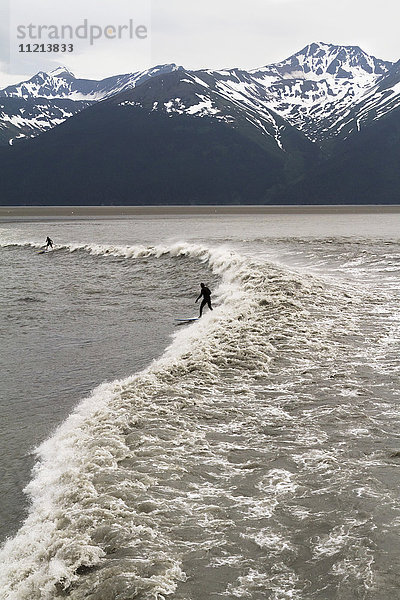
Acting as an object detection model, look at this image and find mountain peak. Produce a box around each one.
[253,42,393,83]
[288,42,392,80]
[49,66,75,78]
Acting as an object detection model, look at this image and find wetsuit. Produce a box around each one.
[196,285,213,317]
[45,237,53,249]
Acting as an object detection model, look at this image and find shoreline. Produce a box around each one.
[1,204,400,220]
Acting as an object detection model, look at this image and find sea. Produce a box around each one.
[0,210,399,600]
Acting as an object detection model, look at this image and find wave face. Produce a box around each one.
[1,240,400,599]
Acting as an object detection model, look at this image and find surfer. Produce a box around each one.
[195,283,213,317]
[45,236,53,250]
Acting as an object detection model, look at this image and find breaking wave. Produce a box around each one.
[0,240,398,599]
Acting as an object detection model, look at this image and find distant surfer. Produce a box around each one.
[195,283,213,317]
[45,236,53,250]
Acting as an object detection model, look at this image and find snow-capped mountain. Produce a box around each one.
[0,64,180,144]
[1,42,399,206]
[105,42,393,145]
[248,42,393,141]
[252,42,390,82]
[0,42,395,147]
[0,64,181,101]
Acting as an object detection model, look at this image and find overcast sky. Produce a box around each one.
[0,0,399,86]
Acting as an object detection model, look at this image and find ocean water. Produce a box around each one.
[0,212,399,600]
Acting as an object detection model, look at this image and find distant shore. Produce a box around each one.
[1,205,400,221]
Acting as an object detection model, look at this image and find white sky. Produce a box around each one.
[0,0,399,86]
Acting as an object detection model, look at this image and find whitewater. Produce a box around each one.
[0,213,399,600]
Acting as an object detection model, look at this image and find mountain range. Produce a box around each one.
[1,42,399,205]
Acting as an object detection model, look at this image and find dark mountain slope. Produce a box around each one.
[0,103,281,205]
[1,44,399,206]
[106,69,320,177]
[0,69,320,206]
[270,108,400,204]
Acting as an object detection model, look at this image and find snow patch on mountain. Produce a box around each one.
[186,96,219,116]
[317,61,400,140]
[50,66,76,78]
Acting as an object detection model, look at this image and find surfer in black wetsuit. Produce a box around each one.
[195,283,213,318]
[45,236,53,250]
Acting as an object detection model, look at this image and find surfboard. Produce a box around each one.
[175,318,198,322]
